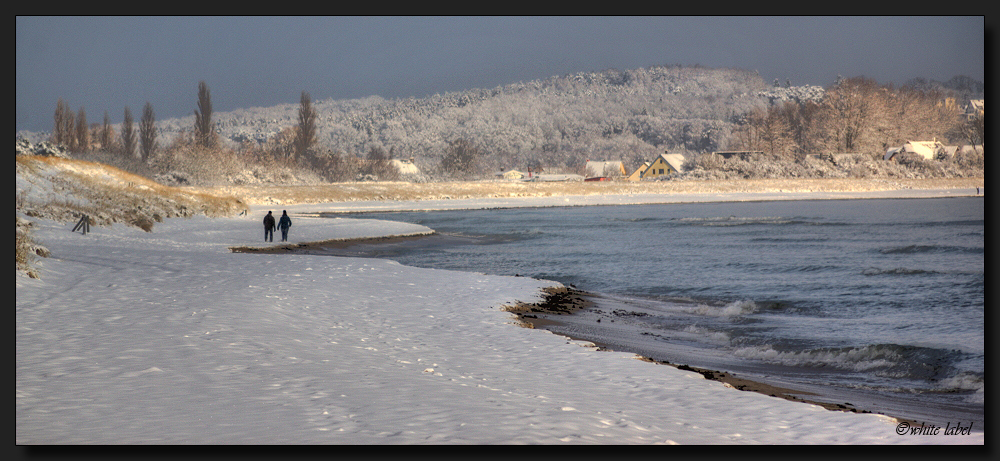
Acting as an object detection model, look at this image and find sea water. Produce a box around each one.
[317,197,984,427]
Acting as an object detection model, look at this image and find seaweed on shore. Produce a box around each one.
[504,286,594,318]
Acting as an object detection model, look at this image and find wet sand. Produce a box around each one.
[230,232,438,254]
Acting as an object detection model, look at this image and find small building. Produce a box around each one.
[884,140,946,161]
[496,169,525,180]
[956,145,984,156]
[711,150,763,160]
[965,99,984,119]
[389,158,420,175]
[584,160,627,179]
[626,162,651,181]
[821,153,866,165]
[527,174,585,182]
[634,153,685,179]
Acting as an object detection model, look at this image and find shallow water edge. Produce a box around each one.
[508,288,889,419]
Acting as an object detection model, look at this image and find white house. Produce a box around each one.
[389,158,420,175]
[965,99,984,120]
[584,160,627,178]
[496,170,525,180]
[884,140,946,161]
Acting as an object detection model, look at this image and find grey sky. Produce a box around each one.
[16,16,985,133]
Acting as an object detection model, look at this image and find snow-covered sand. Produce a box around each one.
[16,191,984,444]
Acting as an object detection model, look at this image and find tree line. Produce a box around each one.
[47,65,983,184]
[52,80,223,160]
[729,76,984,160]
[49,80,332,182]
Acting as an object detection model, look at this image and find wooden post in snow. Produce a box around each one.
[72,214,91,235]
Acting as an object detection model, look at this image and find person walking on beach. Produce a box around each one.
[278,210,293,242]
[263,211,276,242]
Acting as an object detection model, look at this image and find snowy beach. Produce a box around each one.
[16,187,984,445]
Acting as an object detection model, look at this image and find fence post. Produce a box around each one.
[72,214,91,235]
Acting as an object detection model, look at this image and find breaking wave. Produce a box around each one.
[680,324,732,344]
[730,343,962,381]
[684,299,759,317]
[936,373,985,403]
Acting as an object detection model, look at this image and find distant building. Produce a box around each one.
[711,150,763,160]
[389,158,420,175]
[496,169,525,180]
[584,160,626,178]
[626,162,651,181]
[956,145,985,156]
[631,153,685,180]
[527,174,585,182]
[884,140,946,161]
[964,99,984,120]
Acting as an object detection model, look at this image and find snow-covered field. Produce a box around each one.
[17,194,984,444]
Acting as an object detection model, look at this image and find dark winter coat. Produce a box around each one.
[278,214,292,230]
[263,213,276,230]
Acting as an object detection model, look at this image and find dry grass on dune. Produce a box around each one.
[16,156,247,229]
[16,155,251,278]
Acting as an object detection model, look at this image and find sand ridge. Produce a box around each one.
[194,177,984,207]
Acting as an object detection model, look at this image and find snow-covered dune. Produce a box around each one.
[16,212,983,444]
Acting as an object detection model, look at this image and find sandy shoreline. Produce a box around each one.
[196,177,984,208]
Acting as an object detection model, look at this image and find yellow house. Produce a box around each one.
[632,153,685,179]
[626,162,650,181]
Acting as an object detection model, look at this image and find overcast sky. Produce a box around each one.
[16,16,985,133]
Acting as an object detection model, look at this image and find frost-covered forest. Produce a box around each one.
[22,65,984,185]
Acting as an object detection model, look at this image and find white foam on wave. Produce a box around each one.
[685,299,758,317]
[937,372,985,403]
[730,344,903,373]
[680,324,732,344]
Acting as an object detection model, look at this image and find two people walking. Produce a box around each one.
[263,210,293,242]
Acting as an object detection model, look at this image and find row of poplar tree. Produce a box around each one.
[51,81,319,164]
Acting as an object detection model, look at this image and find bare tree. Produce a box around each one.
[440,138,481,178]
[52,99,66,145]
[362,146,394,179]
[75,107,89,152]
[778,100,824,157]
[140,102,157,162]
[731,107,767,152]
[758,105,795,158]
[969,112,984,147]
[821,77,888,152]
[294,91,317,161]
[52,98,75,147]
[121,106,136,159]
[100,111,115,152]
[194,81,215,148]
